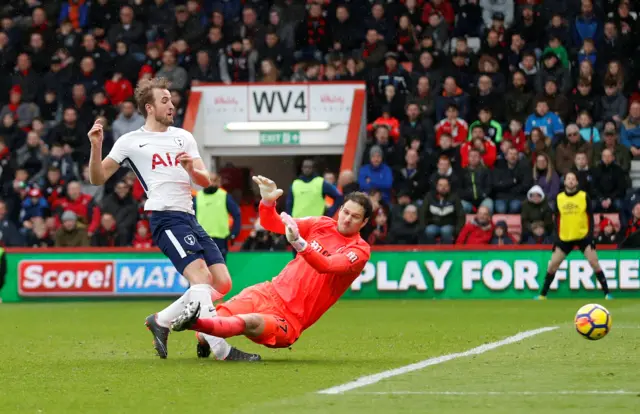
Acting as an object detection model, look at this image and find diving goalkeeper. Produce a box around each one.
[171,175,371,348]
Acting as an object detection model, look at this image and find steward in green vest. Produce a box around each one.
[286,159,343,218]
[194,174,241,259]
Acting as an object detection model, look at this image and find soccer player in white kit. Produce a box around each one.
[87,77,260,361]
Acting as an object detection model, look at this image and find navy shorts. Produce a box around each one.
[149,211,225,274]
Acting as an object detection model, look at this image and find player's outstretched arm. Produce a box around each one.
[253,175,286,233]
[280,212,369,275]
[88,119,120,185]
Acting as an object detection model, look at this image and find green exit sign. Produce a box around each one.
[259,131,301,145]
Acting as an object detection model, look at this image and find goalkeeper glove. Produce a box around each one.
[280,212,307,252]
[252,175,283,205]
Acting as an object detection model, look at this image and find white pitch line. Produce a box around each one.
[317,326,558,395]
[353,390,638,396]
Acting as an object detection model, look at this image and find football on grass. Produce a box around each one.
[575,304,612,340]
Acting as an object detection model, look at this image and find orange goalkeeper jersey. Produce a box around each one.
[258,202,371,330]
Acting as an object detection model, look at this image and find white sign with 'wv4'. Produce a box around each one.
[248,85,309,121]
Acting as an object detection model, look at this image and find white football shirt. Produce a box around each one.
[107,126,201,214]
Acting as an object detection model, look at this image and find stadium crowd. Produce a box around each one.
[1,0,640,249]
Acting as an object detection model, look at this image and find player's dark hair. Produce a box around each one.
[343,192,373,221]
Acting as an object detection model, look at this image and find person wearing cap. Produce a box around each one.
[535,50,571,94]
[371,52,410,97]
[593,121,631,173]
[489,220,515,245]
[358,145,394,203]
[595,216,619,245]
[20,187,49,226]
[456,206,493,245]
[481,0,514,29]
[54,210,90,247]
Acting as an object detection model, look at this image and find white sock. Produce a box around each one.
[189,284,230,354]
[156,290,191,328]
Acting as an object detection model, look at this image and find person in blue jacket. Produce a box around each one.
[358,145,394,203]
[525,99,565,143]
[20,187,49,226]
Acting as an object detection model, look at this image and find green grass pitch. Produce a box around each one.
[1,299,639,413]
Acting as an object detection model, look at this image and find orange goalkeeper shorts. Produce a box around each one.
[216,282,302,349]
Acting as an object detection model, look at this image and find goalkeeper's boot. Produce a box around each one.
[533,295,548,301]
[144,314,170,359]
[171,301,201,332]
[605,294,614,300]
[226,347,262,362]
[195,332,262,361]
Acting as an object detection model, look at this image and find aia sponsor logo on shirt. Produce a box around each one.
[151,153,181,170]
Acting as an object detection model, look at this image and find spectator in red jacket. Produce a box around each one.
[132,220,153,248]
[435,103,468,146]
[503,119,527,153]
[367,110,400,142]
[461,126,498,168]
[104,71,133,106]
[456,206,493,244]
[422,0,455,28]
[54,181,100,235]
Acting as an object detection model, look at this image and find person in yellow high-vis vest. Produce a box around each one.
[194,173,241,260]
[286,159,343,219]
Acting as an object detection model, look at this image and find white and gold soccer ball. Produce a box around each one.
[574,304,612,340]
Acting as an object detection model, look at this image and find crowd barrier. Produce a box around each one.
[1,246,638,303]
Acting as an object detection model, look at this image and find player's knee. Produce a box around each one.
[208,264,232,295]
[239,314,264,336]
[183,259,211,285]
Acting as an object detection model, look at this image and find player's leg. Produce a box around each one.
[172,303,296,349]
[146,213,225,358]
[537,246,568,298]
[582,244,611,298]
